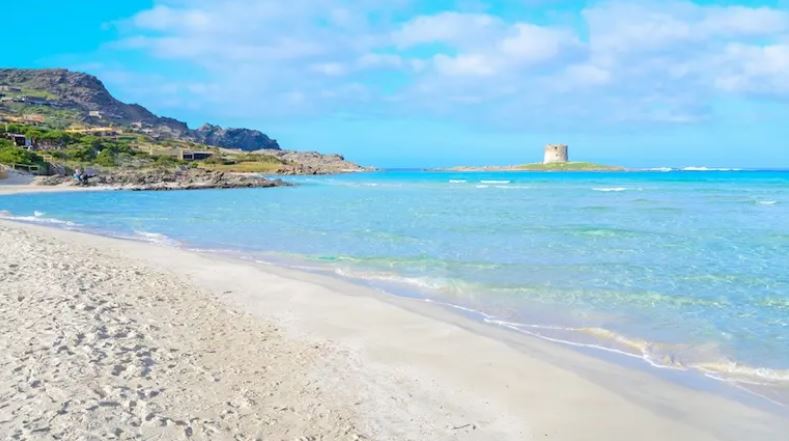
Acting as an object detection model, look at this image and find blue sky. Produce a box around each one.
[3,0,789,167]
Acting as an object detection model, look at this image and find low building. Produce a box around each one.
[181,151,213,161]
[20,96,53,106]
[88,110,103,119]
[4,133,31,148]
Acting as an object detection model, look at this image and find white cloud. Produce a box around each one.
[108,0,789,127]
[392,12,501,48]
[311,62,348,76]
[433,53,496,76]
[700,6,789,36]
[714,43,789,94]
[499,24,578,64]
[585,1,789,55]
[561,64,611,87]
[356,53,404,70]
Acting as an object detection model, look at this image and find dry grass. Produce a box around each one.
[199,161,283,173]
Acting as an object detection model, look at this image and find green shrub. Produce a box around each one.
[63,144,97,162]
[36,129,79,146]
[152,155,184,167]
[94,148,117,167]
[0,142,45,167]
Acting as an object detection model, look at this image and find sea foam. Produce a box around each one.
[0,211,77,227]
[132,230,180,246]
[592,187,627,192]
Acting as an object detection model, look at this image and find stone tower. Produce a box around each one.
[543,144,569,164]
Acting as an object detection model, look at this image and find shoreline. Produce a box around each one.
[240,248,789,409]
[2,219,787,440]
[4,178,789,406]
[0,183,116,196]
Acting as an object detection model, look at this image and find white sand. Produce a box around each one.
[1,220,787,440]
[0,169,114,196]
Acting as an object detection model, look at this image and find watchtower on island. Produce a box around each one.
[543,144,568,164]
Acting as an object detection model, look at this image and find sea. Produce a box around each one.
[2,168,788,404]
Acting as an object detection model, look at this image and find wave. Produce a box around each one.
[592,187,627,192]
[480,180,511,184]
[682,167,743,172]
[131,230,180,246]
[475,185,489,189]
[692,361,789,386]
[333,267,451,292]
[0,210,78,227]
[756,200,778,206]
[419,296,789,392]
[645,167,673,172]
[314,265,789,394]
[448,179,467,184]
[482,316,789,390]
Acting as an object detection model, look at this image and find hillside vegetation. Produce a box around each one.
[0,123,290,175]
[0,69,366,178]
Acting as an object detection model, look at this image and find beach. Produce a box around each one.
[3,4,788,438]
[2,216,787,440]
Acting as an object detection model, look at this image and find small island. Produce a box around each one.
[448,144,624,172]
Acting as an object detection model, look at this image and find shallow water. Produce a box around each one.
[2,169,788,394]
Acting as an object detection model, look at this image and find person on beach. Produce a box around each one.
[73,167,89,186]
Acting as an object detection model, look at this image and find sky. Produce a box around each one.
[3,0,789,168]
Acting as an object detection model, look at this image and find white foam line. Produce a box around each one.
[701,372,788,408]
[424,299,684,371]
[425,300,789,404]
[592,187,627,192]
[0,213,78,227]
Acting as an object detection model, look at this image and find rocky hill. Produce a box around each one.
[0,69,279,150]
[194,124,278,151]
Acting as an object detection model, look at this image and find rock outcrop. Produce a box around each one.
[267,151,369,174]
[39,168,288,191]
[193,124,279,151]
[0,69,189,136]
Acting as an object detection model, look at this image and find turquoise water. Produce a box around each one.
[2,169,789,390]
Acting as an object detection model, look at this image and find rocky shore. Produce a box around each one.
[259,150,372,175]
[39,168,289,191]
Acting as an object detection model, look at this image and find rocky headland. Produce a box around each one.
[0,68,369,190]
